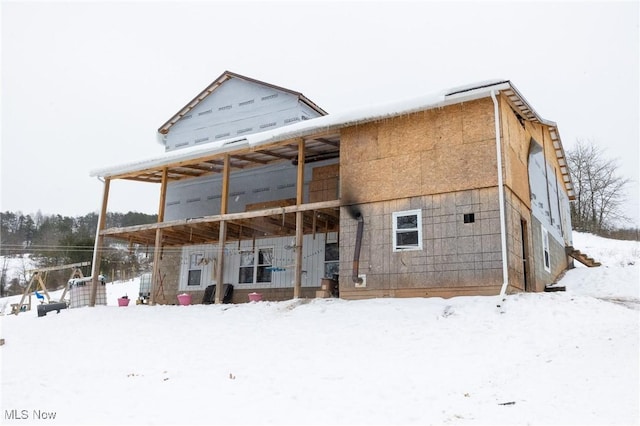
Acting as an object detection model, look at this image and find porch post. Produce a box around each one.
[294,139,305,299]
[89,178,110,307]
[151,167,168,305]
[214,155,230,304]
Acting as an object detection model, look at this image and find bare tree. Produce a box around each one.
[567,140,631,233]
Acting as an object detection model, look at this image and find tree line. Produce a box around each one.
[566,140,638,239]
[0,211,157,296]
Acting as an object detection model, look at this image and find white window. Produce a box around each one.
[239,247,273,284]
[179,245,215,291]
[541,227,551,273]
[392,209,423,251]
[187,253,204,287]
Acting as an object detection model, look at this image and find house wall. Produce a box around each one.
[164,159,338,220]
[338,188,504,299]
[500,98,573,288]
[530,217,569,290]
[157,232,337,304]
[338,99,505,299]
[162,77,323,151]
[338,95,573,299]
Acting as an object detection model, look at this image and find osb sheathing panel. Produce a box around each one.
[501,99,531,208]
[340,123,380,164]
[341,99,497,204]
[421,139,496,194]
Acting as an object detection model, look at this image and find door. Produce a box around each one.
[520,218,531,292]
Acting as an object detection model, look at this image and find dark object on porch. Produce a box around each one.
[202,284,234,304]
[321,278,339,297]
[37,302,68,317]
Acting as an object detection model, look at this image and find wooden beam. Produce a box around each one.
[231,153,269,165]
[158,167,168,222]
[220,154,230,216]
[151,168,168,305]
[214,221,227,304]
[294,139,305,298]
[315,137,339,147]
[257,149,295,161]
[90,178,110,307]
[100,200,341,235]
[27,261,91,274]
[214,155,230,304]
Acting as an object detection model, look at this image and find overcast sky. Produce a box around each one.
[1,0,638,226]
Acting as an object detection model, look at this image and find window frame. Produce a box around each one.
[541,227,551,273]
[238,246,274,285]
[392,209,423,252]
[179,246,215,291]
[324,241,340,279]
[187,252,204,287]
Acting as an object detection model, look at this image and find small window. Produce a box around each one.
[187,253,204,286]
[464,213,475,223]
[187,270,202,286]
[392,209,422,251]
[542,227,551,272]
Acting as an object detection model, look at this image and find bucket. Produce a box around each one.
[248,292,262,302]
[117,297,130,307]
[177,293,192,306]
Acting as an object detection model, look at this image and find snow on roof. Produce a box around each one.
[90,79,531,179]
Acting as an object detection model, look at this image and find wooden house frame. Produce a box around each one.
[88,74,576,305]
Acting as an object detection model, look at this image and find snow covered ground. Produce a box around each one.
[0,232,638,425]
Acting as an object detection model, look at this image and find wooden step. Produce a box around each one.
[565,246,602,267]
